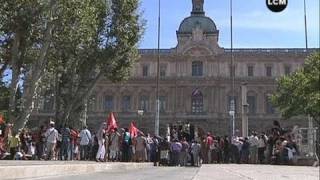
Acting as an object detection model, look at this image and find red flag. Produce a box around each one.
[129,121,139,138]
[0,115,5,125]
[106,112,118,133]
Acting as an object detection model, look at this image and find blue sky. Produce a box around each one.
[139,0,320,49]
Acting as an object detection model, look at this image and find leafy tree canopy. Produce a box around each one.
[272,52,320,126]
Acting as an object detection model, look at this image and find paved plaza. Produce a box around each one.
[18,164,319,180]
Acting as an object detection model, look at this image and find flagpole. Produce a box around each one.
[303,0,308,51]
[155,0,161,136]
[229,0,235,138]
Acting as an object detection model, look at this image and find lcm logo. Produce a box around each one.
[266,0,288,12]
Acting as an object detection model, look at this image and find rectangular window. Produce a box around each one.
[160,64,166,77]
[266,66,272,77]
[192,61,203,76]
[142,65,149,77]
[247,66,254,77]
[104,96,113,111]
[139,96,149,112]
[122,96,131,112]
[247,96,256,114]
[159,96,166,113]
[284,65,291,75]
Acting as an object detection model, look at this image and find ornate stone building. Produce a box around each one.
[33,0,317,135]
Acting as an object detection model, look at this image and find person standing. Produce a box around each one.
[79,126,91,160]
[249,132,259,164]
[206,133,214,164]
[258,134,267,164]
[170,139,182,166]
[180,137,189,166]
[96,123,106,162]
[122,128,131,162]
[146,133,153,162]
[191,140,201,167]
[135,132,147,162]
[45,121,59,160]
[60,126,71,160]
[109,128,121,161]
[8,131,20,160]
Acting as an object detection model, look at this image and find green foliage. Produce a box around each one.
[272,52,320,125]
[0,0,144,128]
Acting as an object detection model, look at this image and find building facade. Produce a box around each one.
[33,0,317,135]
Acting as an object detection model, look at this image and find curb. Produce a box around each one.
[0,162,152,180]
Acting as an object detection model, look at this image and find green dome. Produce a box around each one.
[178,15,217,33]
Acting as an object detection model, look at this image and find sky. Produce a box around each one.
[139,0,320,49]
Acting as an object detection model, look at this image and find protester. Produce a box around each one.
[109,128,120,161]
[79,126,91,160]
[248,132,259,164]
[258,133,267,164]
[8,131,20,160]
[135,132,147,162]
[122,128,131,162]
[191,140,201,167]
[96,123,107,162]
[170,139,182,166]
[45,121,59,160]
[180,137,189,166]
[60,126,71,160]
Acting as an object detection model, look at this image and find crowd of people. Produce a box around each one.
[0,120,307,166]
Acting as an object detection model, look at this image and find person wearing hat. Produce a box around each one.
[45,121,59,160]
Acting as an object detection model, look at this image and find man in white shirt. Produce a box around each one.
[79,126,91,160]
[45,121,59,160]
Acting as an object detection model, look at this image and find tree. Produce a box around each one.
[0,0,144,130]
[272,52,320,127]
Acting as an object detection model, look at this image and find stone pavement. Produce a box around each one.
[0,161,152,180]
[194,164,319,180]
[0,161,319,180]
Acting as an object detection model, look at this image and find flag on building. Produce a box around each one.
[106,112,118,133]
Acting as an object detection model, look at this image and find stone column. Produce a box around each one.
[241,82,249,137]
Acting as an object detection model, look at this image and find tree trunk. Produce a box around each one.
[61,72,103,126]
[8,31,21,124]
[13,0,57,131]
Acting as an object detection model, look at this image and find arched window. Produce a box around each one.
[191,89,203,114]
[122,95,131,112]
